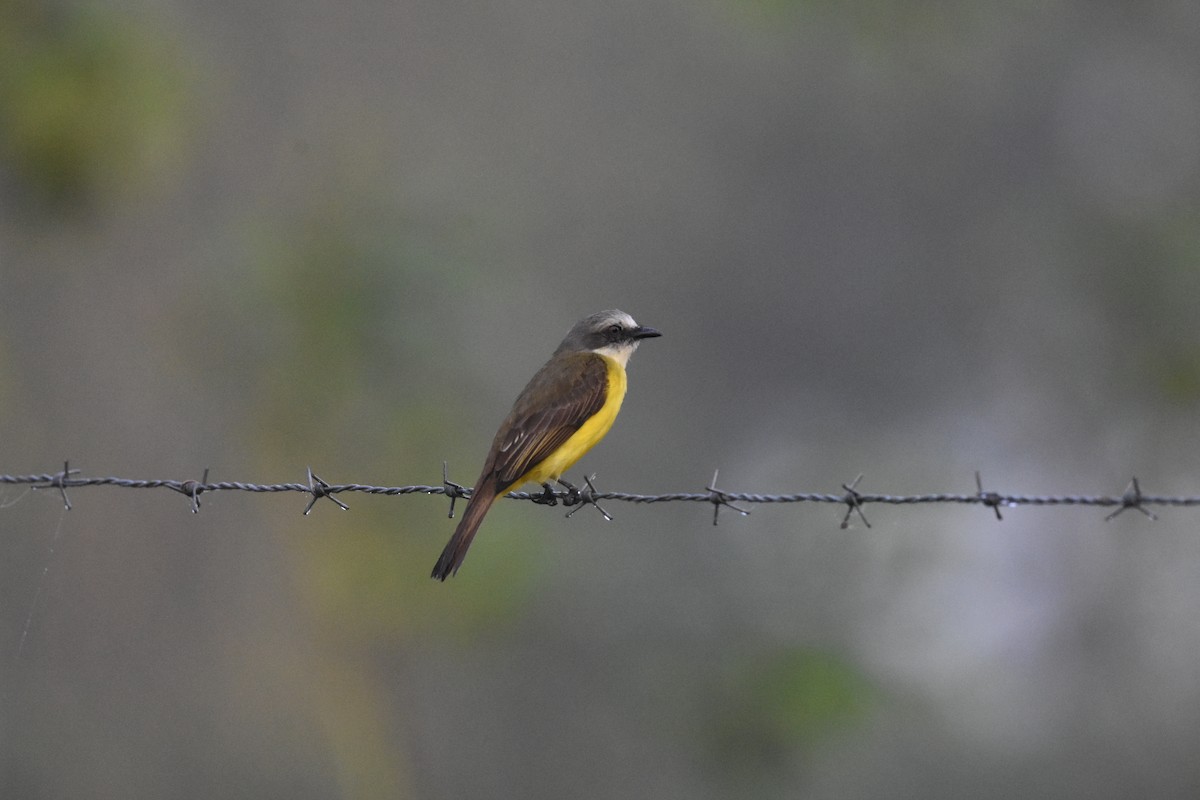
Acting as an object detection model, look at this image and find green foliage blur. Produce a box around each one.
[0,0,191,210]
[709,648,875,778]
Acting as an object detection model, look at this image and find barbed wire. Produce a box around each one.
[0,462,1186,527]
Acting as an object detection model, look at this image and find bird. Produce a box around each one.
[431,309,660,580]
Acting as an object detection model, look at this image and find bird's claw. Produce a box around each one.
[530,483,559,506]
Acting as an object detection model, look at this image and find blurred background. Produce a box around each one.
[4,0,1200,797]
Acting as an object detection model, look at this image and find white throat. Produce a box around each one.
[592,341,638,367]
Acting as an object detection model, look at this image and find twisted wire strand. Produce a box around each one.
[0,466,1184,519]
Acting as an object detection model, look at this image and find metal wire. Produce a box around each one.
[0,462,1181,525]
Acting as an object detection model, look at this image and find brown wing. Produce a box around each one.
[482,352,609,490]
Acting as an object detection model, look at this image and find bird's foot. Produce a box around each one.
[530,482,559,506]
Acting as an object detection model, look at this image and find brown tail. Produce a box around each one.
[431,482,500,580]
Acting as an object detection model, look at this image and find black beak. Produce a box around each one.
[632,326,661,340]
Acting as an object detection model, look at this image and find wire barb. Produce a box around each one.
[562,474,613,521]
[975,471,1004,521]
[32,461,79,510]
[839,474,871,529]
[1105,477,1158,522]
[173,467,210,514]
[303,467,349,515]
[706,469,750,526]
[441,462,469,519]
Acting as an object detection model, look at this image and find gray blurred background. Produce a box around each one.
[4,0,1200,797]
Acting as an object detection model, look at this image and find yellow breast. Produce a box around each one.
[521,355,627,484]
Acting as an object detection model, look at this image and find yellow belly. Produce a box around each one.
[519,355,627,485]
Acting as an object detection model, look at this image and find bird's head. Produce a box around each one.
[556,309,661,364]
